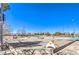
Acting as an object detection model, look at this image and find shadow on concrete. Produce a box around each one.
[53,41,76,53]
[8,41,42,48]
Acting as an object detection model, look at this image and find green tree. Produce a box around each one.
[45,32,51,36]
[54,32,62,36]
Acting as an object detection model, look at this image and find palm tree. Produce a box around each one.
[2,3,9,11]
[0,3,9,50]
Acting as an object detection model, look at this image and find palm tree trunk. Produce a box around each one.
[0,3,4,50]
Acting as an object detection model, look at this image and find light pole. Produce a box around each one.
[72,19,75,37]
[62,25,64,40]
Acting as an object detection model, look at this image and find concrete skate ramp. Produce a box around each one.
[53,41,76,53]
[8,41,42,48]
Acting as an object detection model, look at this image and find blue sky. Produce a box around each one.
[4,3,79,33]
